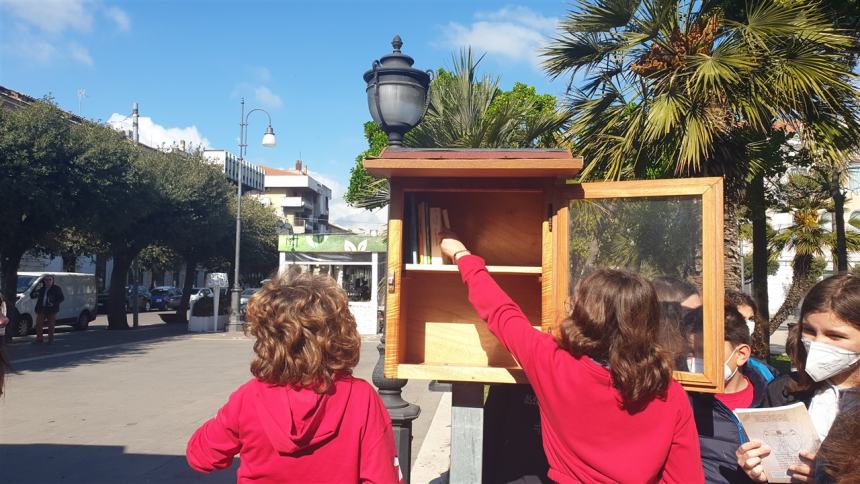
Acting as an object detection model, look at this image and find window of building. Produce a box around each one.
[848,164,860,193]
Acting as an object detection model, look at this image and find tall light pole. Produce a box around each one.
[229,98,276,332]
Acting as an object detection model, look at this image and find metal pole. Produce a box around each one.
[372,328,420,484]
[132,259,139,328]
[228,99,246,332]
[450,383,484,483]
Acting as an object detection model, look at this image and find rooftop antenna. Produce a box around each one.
[132,101,139,144]
[77,89,88,115]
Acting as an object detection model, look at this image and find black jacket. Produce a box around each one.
[31,284,64,314]
[762,372,814,408]
[690,358,778,484]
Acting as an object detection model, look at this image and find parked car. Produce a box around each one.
[187,287,214,309]
[166,289,184,310]
[125,285,151,312]
[239,288,260,320]
[95,287,150,313]
[12,272,98,338]
[149,286,180,310]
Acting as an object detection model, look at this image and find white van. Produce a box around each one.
[12,272,98,338]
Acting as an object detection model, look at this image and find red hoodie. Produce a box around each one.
[186,375,402,483]
[458,255,704,484]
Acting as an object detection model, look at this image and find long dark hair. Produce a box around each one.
[789,273,860,393]
[556,269,672,412]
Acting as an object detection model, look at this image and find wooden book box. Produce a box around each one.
[365,148,726,393]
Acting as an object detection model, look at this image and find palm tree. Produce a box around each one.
[347,50,569,210]
[769,172,860,331]
[543,0,860,289]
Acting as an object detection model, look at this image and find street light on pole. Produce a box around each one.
[228,97,276,332]
[364,35,430,483]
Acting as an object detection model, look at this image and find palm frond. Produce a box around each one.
[564,0,641,33]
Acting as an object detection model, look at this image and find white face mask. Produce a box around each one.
[746,320,756,337]
[802,339,860,382]
[724,347,740,382]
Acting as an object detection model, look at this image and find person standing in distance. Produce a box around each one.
[31,275,64,344]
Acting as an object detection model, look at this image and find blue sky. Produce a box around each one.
[0,0,574,230]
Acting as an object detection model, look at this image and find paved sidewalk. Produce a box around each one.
[1,321,440,484]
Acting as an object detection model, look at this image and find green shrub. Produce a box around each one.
[192,295,230,316]
[769,353,792,375]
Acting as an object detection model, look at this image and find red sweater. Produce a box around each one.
[458,255,704,484]
[186,375,402,484]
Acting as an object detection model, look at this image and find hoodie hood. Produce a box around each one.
[253,377,353,455]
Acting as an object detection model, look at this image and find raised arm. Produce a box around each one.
[440,232,555,373]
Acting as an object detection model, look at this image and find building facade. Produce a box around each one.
[259,160,331,234]
[202,149,265,193]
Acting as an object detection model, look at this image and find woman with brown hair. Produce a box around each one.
[737,273,860,483]
[186,272,402,483]
[815,403,860,483]
[441,233,703,483]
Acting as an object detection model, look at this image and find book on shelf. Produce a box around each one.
[416,202,427,264]
[407,200,451,265]
[430,207,443,264]
[407,194,418,264]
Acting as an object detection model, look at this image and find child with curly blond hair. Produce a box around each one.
[186,272,402,483]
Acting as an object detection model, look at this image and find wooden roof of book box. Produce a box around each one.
[363,148,583,178]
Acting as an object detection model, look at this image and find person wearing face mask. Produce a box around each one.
[725,291,758,343]
[736,273,860,483]
[689,306,777,483]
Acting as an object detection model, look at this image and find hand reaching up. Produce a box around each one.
[439,230,470,262]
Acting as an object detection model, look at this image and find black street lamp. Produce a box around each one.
[365,35,428,483]
[364,35,432,147]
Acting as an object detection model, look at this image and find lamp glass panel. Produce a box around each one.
[261,133,277,147]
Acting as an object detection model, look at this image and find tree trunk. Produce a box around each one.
[61,252,77,272]
[1,248,25,325]
[723,176,743,291]
[95,253,108,293]
[749,174,770,358]
[832,173,848,272]
[177,256,197,324]
[107,251,132,330]
[769,255,815,334]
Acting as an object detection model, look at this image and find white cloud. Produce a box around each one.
[255,67,272,82]
[0,0,93,33]
[441,6,558,69]
[231,82,284,110]
[69,43,93,66]
[1,0,132,66]
[308,171,388,232]
[104,5,130,32]
[254,86,283,109]
[11,36,58,64]
[107,113,211,151]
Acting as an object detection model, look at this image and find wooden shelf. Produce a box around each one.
[404,264,541,275]
[394,363,528,384]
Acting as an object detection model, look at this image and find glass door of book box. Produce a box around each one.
[553,178,726,393]
[394,188,548,383]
